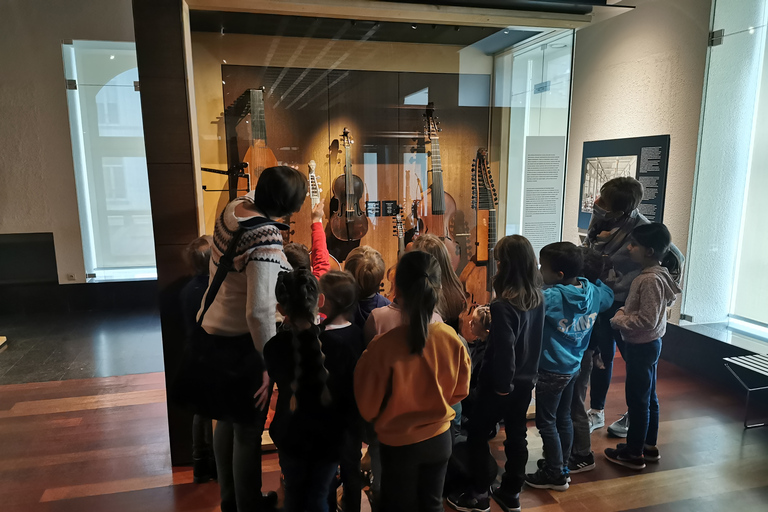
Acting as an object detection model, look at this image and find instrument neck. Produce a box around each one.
[430,137,445,214]
[255,90,267,145]
[345,146,352,213]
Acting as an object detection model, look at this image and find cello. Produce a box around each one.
[459,148,498,341]
[330,128,369,241]
[412,103,460,270]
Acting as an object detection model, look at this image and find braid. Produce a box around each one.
[276,269,332,412]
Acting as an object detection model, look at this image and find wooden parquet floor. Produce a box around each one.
[1,360,768,511]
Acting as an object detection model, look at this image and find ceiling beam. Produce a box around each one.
[184,0,593,29]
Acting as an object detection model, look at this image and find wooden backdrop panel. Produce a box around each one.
[217,66,490,275]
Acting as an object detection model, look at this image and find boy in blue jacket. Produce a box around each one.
[525,242,614,491]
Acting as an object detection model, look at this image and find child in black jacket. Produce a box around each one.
[264,269,357,512]
[448,235,545,512]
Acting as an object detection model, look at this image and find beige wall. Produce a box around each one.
[0,0,136,284]
[563,0,711,317]
[564,0,711,248]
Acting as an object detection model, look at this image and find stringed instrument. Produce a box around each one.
[308,160,342,271]
[412,103,460,270]
[330,128,368,241]
[459,148,498,341]
[243,87,278,189]
[385,208,405,302]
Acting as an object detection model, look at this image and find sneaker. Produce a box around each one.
[607,413,629,438]
[604,445,646,470]
[616,443,661,462]
[491,486,521,512]
[568,452,596,473]
[525,468,569,491]
[588,409,605,432]
[192,457,215,483]
[536,459,570,482]
[446,492,491,512]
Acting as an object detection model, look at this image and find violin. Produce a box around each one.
[459,148,498,341]
[330,128,369,241]
[412,103,460,270]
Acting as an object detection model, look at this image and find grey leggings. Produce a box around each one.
[214,418,267,512]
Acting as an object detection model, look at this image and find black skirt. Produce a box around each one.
[171,326,264,424]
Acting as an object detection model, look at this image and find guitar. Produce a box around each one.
[330,128,369,241]
[412,103,459,270]
[459,148,498,340]
[385,208,406,302]
[307,160,342,271]
[243,87,278,188]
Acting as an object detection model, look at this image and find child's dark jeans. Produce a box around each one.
[571,349,594,457]
[466,382,534,496]
[280,452,338,512]
[624,338,661,456]
[536,369,579,475]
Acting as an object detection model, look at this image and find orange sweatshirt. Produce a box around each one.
[354,322,471,447]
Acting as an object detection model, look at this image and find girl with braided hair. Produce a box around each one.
[263,268,356,512]
[354,251,471,512]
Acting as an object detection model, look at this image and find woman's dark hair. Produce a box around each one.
[410,234,467,323]
[493,235,543,311]
[274,268,330,411]
[284,242,311,271]
[600,177,644,215]
[252,166,307,219]
[184,235,211,276]
[540,242,584,280]
[395,251,441,355]
[344,246,386,297]
[631,223,672,262]
[580,246,604,284]
[319,271,358,323]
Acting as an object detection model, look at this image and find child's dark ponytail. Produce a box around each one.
[275,269,332,412]
[394,251,441,355]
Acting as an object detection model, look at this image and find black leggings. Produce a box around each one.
[379,430,452,512]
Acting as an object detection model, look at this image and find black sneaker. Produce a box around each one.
[491,486,521,512]
[604,445,646,470]
[524,468,569,491]
[616,443,661,462]
[536,459,571,482]
[568,452,596,473]
[446,492,491,512]
[192,457,215,483]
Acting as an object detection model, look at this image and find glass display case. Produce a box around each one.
[189,11,574,289]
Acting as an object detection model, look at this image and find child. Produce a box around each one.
[410,234,467,331]
[460,305,491,424]
[318,271,365,512]
[179,235,216,483]
[605,223,681,470]
[284,201,332,279]
[355,251,470,512]
[524,242,613,491]
[344,246,391,329]
[264,269,356,512]
[567,247,606,474]
[447,235,545,512]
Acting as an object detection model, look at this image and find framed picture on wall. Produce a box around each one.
[577,135,670,229]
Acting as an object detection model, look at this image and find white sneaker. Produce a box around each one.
[588,409,605,432]
[608,412,630,438]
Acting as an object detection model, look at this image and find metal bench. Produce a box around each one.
[724,354,768,429]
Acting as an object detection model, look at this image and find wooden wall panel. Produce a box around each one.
[218,65,491,275]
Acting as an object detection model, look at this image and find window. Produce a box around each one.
[63,41,156,281]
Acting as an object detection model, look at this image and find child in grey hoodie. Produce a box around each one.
[604,223,681,470]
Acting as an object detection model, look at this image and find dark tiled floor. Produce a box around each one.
[0,310,164,384]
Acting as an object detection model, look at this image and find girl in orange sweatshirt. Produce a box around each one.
[354,250,471,512]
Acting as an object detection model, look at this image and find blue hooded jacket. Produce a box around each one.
[540,278,614,375]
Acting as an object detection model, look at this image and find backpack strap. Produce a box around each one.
[197,216,289,326]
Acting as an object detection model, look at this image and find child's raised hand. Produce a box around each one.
[311,201,324,223]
